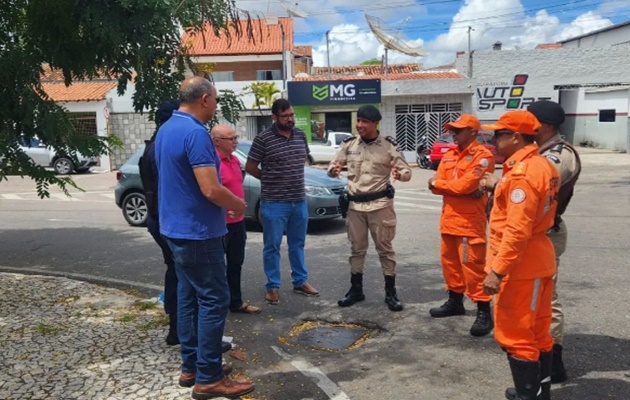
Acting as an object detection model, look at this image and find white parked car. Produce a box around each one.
[19,137,98,174]
[308,131,353,164]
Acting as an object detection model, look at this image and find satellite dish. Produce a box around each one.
[279,0,309,18]
[365,14,425,57]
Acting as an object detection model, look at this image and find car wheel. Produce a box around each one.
[430,161,439,171]
[53,157,74,175]
[122,192,148,227]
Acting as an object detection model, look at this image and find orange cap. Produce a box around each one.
[444,114,481,131]
[481,110,541,135]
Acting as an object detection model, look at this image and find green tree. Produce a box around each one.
[0,0,252,197]
[360,58,382,65]
[244,82,281,109]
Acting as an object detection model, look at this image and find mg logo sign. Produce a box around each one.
[312,84,356,101]
[330,84,356,98]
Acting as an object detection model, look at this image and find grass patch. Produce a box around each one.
[117,314,139,323]
[137,314,169,331]
[132,301,158,311]
[35,323,62,335]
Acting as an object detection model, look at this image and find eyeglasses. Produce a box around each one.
[493,129,515,139]
[216,136,239,142]
[276,113,295,120]
[449,128,468,134]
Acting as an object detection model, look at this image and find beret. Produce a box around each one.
[527,100,565,127]
[357,105,382,122]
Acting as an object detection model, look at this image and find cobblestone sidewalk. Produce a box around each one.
[0,273,250,400]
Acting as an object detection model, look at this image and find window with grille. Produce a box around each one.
[394,103,462,152]
[212,71,235,82]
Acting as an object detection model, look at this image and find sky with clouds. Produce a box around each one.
[234,0,629,68]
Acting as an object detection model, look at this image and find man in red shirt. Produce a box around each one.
[211,125,261,314]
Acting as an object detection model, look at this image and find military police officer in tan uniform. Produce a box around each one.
[328,105,412,311]
[528,100,582,384]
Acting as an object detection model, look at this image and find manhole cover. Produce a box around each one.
[281,321,374,351]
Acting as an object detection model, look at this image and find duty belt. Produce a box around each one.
[347,190,388,203]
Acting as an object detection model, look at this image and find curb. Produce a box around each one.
[0,266,162,297]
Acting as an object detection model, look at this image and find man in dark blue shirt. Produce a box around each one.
[155,77,253,399]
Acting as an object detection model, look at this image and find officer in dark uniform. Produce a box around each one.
[328,105,412,311]
[139,99,180,345]
[528,100,582,384]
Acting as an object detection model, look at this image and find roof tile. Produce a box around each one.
[184,18,293,56]
[312,63,422,76]
[42,82,117,102]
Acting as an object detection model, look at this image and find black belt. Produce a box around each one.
[347,190,388,203]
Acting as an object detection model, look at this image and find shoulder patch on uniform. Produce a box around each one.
[545,154,561,164]
[510,188,526,204]
[550,143,564,153]
[480,158,490,167]
[513,162,528,176]
[343,136,357,143]
[385,136,398,146]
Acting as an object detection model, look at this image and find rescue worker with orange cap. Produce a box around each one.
[479,110,559,400]
[427,114,496,337]
[527,100,581,384]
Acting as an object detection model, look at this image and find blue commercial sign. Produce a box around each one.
[288,79,381,106]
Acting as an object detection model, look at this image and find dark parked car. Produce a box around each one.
[114,141,347,227]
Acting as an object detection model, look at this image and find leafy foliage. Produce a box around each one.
[244,82,281,109]
[0,0,251,197]
[360,58,382,65]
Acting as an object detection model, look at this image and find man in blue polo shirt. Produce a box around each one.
[155,77,253,399]
[245,98,319,305]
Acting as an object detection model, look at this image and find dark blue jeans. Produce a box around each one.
[164,236,229,385]
[224,220,247,311]
[147,215,177,316]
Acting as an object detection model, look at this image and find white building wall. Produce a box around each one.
[454,47,630,150]
[561,24,630,48]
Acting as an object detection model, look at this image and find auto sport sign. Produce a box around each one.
[288,79,381,106]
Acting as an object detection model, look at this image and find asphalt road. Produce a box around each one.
[1,149,629,400]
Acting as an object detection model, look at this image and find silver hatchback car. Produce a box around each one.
[115,141,347,227]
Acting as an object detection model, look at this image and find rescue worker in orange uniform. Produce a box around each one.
[479,110,560,400]
[428,114,496,337]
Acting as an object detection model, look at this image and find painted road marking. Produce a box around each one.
[272,346,351,400]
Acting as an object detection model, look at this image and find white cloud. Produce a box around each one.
[237,0,617,69]
[553,11,613,42]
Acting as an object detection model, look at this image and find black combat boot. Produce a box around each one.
[384,275,403,312]
[506,351,551,400]
[165,313,179,346]
[505,355,541,400]
[470,301,493,337]
[429,290,465,318]
[550,344,568,383]
[338,273,366,307]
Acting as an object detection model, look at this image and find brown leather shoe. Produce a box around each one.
[178,363,233,388]
[179,372,196,388]
[192,376,254,399]
[293,282,320,297]
[265,288,280,305]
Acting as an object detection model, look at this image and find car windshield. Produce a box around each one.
[125,146,145,166]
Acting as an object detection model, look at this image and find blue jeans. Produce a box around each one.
[261,200,309,289]
[164,236,229,385]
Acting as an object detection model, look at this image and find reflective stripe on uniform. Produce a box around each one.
[530,278,541,311]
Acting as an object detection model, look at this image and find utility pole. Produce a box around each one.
[281,25,286,90]
[326,30,331,78]
[467,26,473,78]
[384,48,389,80]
